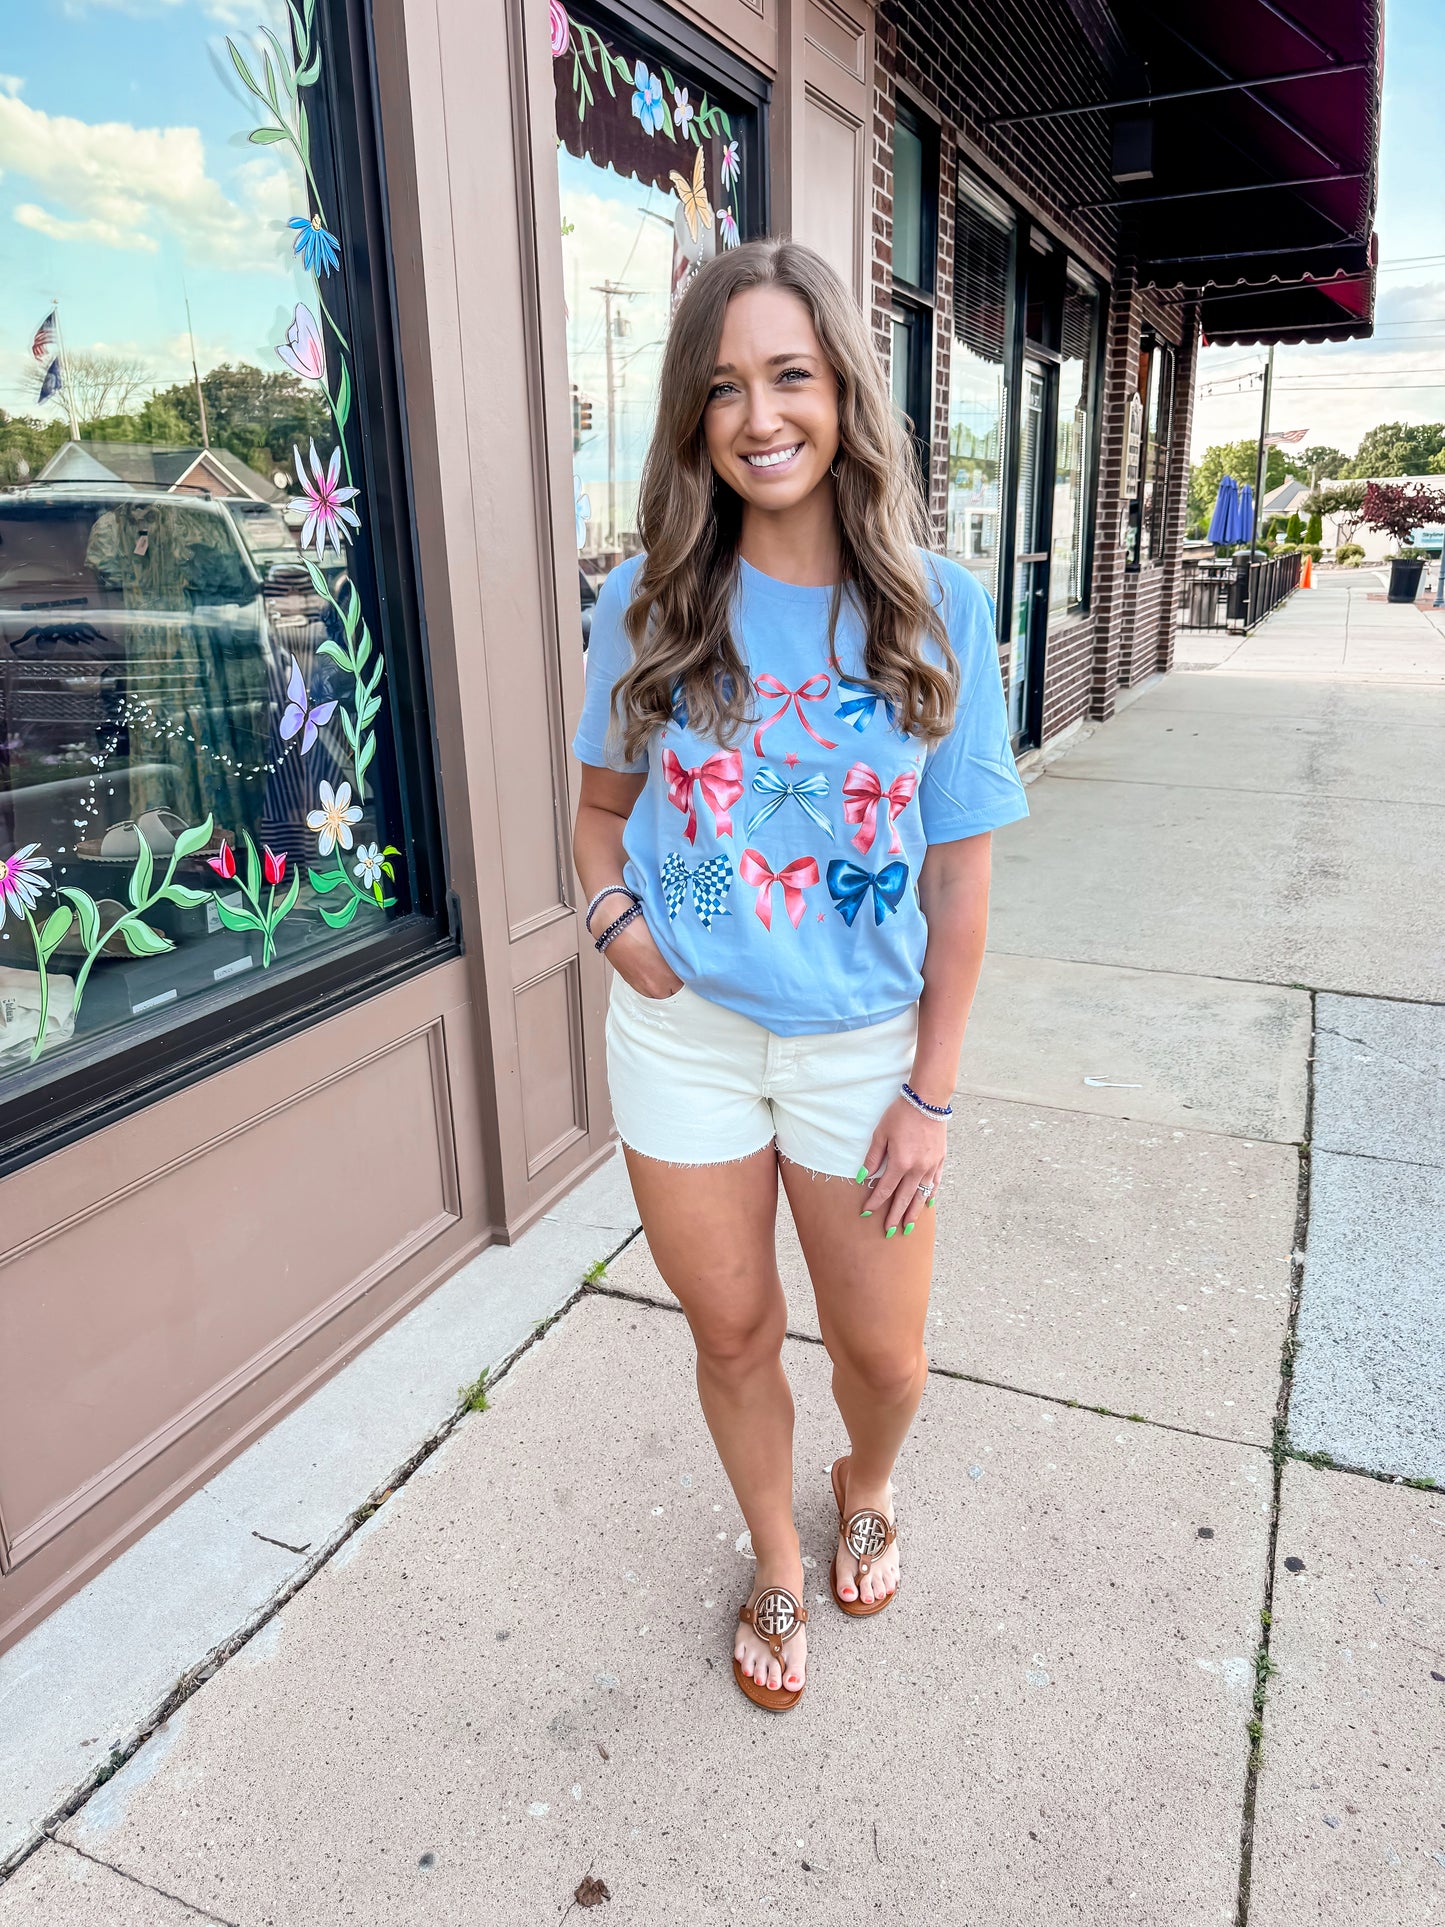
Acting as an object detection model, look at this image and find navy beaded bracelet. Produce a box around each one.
[595,901,644,953]
[900,1081,953,1120]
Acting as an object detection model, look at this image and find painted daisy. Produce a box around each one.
[292,439,361,562]
[353,842,383,888]
[672,86,694,134]
[720,139,740,189]
[289,214,340,277]
[306,780,363,856]
[0,844,50,926]
[719,207,740,248]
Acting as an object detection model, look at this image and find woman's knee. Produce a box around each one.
[835,1339,927,1405]
[688,1293,787,1376]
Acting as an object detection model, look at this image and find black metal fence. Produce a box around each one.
[1179,551,1304,634]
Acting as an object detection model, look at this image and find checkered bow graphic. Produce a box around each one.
[661,851,733,928]
[842,761,917,856]
[745,766,833,838]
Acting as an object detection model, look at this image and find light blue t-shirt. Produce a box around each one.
[572,550,1029,1036]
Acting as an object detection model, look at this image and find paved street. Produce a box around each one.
[2,573,1442,1925]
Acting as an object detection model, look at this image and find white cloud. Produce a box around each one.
[0,81,297,274]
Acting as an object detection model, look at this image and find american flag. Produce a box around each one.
[31,310,57,363]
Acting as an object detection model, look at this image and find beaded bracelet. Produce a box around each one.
[595,901,645,953]
[900,1081,953,1120]
[585,882,641,933]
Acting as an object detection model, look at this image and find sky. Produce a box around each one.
[0,0,311,424]
[1189,0,1445,466]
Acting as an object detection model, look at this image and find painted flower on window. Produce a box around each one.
[307,780,364,856]
[719,207,740,249]
[275,302,326,382]
[631,60,664,136]
[0,844,50,925]
[549,0,569,57]
[292,438,361,562]
[353,842,383,889]
[720,139,740,190]
[672,86,693,135]
[289,213,341,276]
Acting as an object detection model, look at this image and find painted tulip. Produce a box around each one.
[275,302,326,382]
[207,842,237,880]
[263,846,287,886]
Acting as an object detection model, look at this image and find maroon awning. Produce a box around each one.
[1102,1,1381,342]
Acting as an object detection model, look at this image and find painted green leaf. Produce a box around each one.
[303,0,316,27]
[613,52,632,83]
[249,126,288,143]
[660,103,675,140]
[336,359,351,430]
[119,919,173,958]
[343,580,362,637]
[61,887,100,951]
[212,897,266,935]
[260,26,295,93]
[662,67,675,92]
[355,733,376,792]
[353,621,371,670]
[316,639,350,668]
[159,883,212,909]
[128,834,154,910]
[228,37,262,97]
[599,56,616,97]
[319,894,363,930]
[297,99,309,156]
[170,813,216,865]
[373,881,384,905]
[296,50,322,85]
[269,869,302,928]
[38,906,73,961]
[307,866,344,894]
[242,832,261,903]
[719,109,732,136]
[287,1,306,55]
[359,695,383,728]
[305,559,330,600]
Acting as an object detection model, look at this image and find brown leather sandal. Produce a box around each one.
[733,1586,808,1712]
[829,1455,898,1618]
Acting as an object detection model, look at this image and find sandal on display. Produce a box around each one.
[733,1586,808,1712]
[830,1455,898,1618]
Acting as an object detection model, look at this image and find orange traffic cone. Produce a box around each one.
[1301,555,1313,588]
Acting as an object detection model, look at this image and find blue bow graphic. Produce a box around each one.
[834,675,901,735]
[826,858,910,927]
[661,851,733,929]
[745,767,834,838]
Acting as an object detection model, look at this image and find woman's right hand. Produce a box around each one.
[603,913,685,999]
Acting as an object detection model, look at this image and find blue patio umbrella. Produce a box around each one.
[1230,481,1256,544]
[1207,474,1238,544]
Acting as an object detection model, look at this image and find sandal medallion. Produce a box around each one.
[751,1588,800,1641]
[845,1511,890,1562]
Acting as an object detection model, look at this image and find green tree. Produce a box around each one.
[136,363,330,476]
[1305,508,1322,543]
[1296,444,1351,482]
[1189,440,1292,526]
[0,410,70,486]
[1285,512,1304,543]
[1348,421,1445,478]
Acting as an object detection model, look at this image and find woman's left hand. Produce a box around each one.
[858,1095,946,1235]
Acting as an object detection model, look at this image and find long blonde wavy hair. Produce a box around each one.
[607,237,956,765]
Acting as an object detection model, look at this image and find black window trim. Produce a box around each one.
[0,0,454,1177]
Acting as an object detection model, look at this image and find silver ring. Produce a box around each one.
[916,1181,935,1197]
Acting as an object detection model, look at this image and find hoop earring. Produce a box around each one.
[829,452,841,478]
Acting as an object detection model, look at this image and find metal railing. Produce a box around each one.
[1179,551,1303,634]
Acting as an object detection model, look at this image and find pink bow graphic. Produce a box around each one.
[751,672,838,756]
[739,849,821,929]
[842,761,917,855]
[663,747,744,844]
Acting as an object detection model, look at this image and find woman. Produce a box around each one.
[570,238,1027,1712]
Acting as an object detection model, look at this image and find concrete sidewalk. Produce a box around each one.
[3,597,1443,1925]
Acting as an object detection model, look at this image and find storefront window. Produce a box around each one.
[552,1,764,608]
[946,193,1013,603]
[1049,273,1099,620]
[1144,344,1176,561]
[0,0,436,1112]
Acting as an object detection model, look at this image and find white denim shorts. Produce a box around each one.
[605,972,919,1180]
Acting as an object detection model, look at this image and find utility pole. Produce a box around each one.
[592,281,634,545]
[185,292,210,449]
[1249,344,1275,556]
[51,297,81,441]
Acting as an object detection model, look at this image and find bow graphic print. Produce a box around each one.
[738,849,821,929]
[826,857,910,927]
[751,672,838,756]
[662,748,744,844]
[834,674,901,735]
[842,761,917,856]
[661,851,733,928]
[745,766,834,839]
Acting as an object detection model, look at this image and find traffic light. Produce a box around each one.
[571,384,594,448]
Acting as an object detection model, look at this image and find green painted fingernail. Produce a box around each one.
[885,1225,897,1239]
[860,1209,872,1218]
[926,1195,936,1208]
[855,1165,869,1183]
[903,1221,915,1234]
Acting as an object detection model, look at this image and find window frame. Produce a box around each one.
[889,93,940,497]
[1051,264,1103,620]
[0,0,453,1178]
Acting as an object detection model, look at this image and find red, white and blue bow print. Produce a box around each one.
[662,851,733,928]
[662,747,744,844]
[738,850,820,929]
[842,762,917,856]
[745,766,833,838]
[827,857,910,927]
